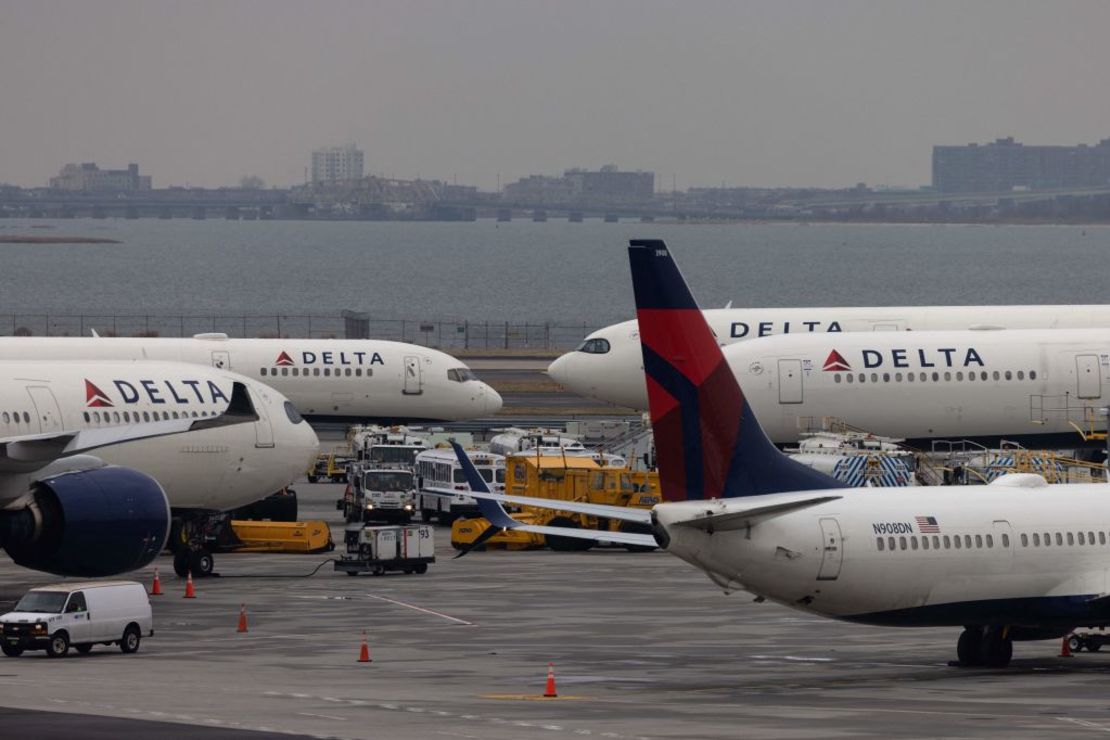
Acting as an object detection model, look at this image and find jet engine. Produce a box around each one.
[0,466,170,577]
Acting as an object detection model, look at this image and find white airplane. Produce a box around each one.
[715,327,1110,448]
[549,275,1110,411]
[0,335,501,423]
[0,360,318,579]
[450,240,1110,668]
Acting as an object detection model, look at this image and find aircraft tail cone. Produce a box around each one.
[237,603,248,633]
[1060,636,1073,658]
[150,567,163,596]
[543,662,558,698]
[183,571,196,599]
[358,630,371,663]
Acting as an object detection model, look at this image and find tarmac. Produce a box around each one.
[3,481,1110,738]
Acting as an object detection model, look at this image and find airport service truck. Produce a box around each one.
[334,524,434,576]
[340,467,418,524]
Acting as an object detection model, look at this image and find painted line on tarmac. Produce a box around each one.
[363,593,476,626]
[1059,717,1110,732]
[298,712,348,721]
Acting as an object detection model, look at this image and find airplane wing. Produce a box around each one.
[0,381,258,474]
[446,442,657,549]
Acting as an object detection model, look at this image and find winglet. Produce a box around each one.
[450,441,519,529]
[628,240,845,501]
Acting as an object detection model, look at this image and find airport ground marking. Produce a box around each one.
[363,593,476,625]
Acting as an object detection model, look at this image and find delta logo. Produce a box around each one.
[85,380,114,408]
[823,350,851,372]
[275,351,295,366]
[274,349,385,367]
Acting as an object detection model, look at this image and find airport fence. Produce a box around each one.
[0,313,600,351]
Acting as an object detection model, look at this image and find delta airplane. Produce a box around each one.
[0,335,501,423]
[449,240,1110,668]
[548,257,1110,411]
[0,361,318,579]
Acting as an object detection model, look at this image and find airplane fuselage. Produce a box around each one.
[655,478,1110,633]
[0,336,500,422]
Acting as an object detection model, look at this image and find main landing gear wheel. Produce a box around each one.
[956,626,1012,667]
[191,549,215,577]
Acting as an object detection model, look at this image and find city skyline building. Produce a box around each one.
[310,144,364,184]
[933,137,1110,193]
[49,162,151,192]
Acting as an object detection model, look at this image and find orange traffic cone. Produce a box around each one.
[150,568,163,596]
[358,630,371,663]
[543,662,558,698]
[183,570,196,599]
[1060,636,1073,658]
[237,603,248,633]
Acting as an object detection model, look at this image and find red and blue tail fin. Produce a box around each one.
[629,239,845,501]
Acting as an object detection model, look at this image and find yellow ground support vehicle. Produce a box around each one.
[225,520,334,553]
[450,453,660,552]
[307,449,354,483]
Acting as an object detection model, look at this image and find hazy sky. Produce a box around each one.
[2,0,1108,190]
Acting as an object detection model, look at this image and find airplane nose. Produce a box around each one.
[483,384,503,415]
[547,354,570,386]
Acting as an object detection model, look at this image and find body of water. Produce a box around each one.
[1,219,1108,328]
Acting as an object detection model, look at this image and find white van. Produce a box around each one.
[0,581,152,658]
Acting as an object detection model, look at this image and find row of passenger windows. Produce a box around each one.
[261,367,372,378]
[83,409,217,424]
[2,411,32,424]
[835,369,1037,385]
[877,529,1110,552]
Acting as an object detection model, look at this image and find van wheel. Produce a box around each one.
[120,625,141,654]
[46,631,69,658]
[75,643,93,654]
[414,563,428,574]
[1,644,23,657]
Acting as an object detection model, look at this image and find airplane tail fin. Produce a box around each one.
[628,239,845,501]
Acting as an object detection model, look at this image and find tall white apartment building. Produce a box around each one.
[311,144,364,184]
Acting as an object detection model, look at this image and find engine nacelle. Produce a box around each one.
[1,466,170,577]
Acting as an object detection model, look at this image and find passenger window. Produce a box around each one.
[895,373,903,382]
[899,536,907,551]
[910,536,918,550]
[932,535,940,549]
[261,368,267,376]
[992,371,1000,381]
[921,537,929,550]
[975,534,983,548]
[888,536,895,550]
[964,535,972,549]
[1017,370,1024,380]
[1030,370,1037,380]
[907,373,914,383]
[944,372,951,381]
[1020,533,1028,547]
[1001,533,1008,548]
[1079,532,1086,545]
[943,535,950,549]
[23,412,29,423]
[919,372,927,382]
[953,536,961,549]
[882,373,890,382]
[986,534,993,548]
[324,369,331,377]
[346,368,353,377]
[980,371,988,381]
[292,368,299,376]
[281,368,289,376]
[1101,532,1106,546]
[1004,371,1012,380]
[314,368,321,376]
[356,369,362,377]
[931,372,939,381]
[834,374,842,383]
[65,592,87,613]
[846,374,853,384]
[1089,531,1096,545]
[956,371,963,380]
[876,537,884,551]
[82,412,90,422]
[1067,532,1075,546]
[1055,533,1063,546]
[143,411,151,422]
[1033,533,1040,546]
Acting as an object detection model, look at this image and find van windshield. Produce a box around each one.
[14,591,67,613]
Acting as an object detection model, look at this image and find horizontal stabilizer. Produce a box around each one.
[671,494,843,533]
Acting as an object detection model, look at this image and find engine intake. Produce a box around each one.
[0,466,170,577]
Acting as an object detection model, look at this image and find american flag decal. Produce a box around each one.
[916,516,940,533]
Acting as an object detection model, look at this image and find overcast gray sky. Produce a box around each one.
[1,0,1108,190]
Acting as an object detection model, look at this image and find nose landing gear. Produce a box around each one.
[956,625,1013,667]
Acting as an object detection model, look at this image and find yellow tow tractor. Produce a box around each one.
[451,452,660,552]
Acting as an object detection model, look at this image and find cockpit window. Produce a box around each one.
[576,338,611,354]
[284,401,304,424]
[447,368,478,382]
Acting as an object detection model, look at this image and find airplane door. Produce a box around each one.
[992,520,1014,571]
[252,388,275,448]
[816,517,843,581]
[211,351,231,370]
[403,356,423,395]
[1076,354,1101,399]
[778,359,803,404]
[26,386,63,433]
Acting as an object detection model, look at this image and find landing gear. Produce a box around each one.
[956,626,1013,667]
[170,511,221,578]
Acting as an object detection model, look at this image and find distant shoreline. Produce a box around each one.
[0,235,121,244]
